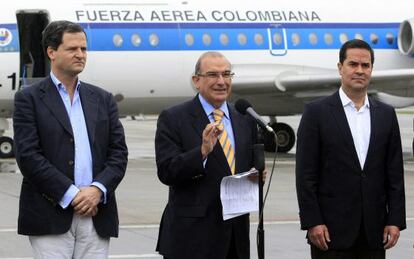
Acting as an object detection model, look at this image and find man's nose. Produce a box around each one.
[216,74,225,84]
[75,49,85,57]
[356,65,364,73]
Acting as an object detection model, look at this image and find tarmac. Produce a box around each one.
[0,111,413,259]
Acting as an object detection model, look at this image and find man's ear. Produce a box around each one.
[46,46,55,61]
[192,75,200,90]
[337,62,342,76]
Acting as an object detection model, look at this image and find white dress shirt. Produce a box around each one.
[339,87,371,169]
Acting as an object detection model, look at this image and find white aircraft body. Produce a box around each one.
[0,0,414,156]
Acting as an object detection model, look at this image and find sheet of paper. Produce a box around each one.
[220,169,259,220]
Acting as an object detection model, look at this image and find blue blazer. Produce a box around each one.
[296,91,406,249]
[155,96,257,259]
[13,76,128,238]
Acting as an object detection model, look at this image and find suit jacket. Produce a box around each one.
[155,96,257,259]
[296,91,406,249]
[13,76,128,238]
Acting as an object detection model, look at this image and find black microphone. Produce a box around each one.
[253,143,265,172]
[235,99,274,133]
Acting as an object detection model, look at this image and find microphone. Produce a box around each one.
[235,99,274,133]
[253,143,265,172]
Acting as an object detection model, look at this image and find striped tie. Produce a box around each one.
[213,109,236,175]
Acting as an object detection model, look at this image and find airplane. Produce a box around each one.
[1,0,414,158]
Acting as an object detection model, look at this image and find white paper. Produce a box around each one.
[220,169,259,220]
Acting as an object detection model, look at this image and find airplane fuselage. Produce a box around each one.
[1,0,414,118]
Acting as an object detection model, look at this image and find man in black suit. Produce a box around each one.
[296,39,406,259]
[13,20,128,258]
[155,51,258,259]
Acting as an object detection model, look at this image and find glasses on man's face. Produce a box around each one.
[197,71,235,80]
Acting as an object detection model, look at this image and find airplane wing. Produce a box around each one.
[232,65,414,108]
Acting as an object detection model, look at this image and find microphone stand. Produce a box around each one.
[254,128,266,259]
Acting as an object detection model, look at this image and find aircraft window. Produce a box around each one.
[220,33,229,46]
[113,34,123,47]
[185,33,194,46]
[386,33,394,45]
[202,33,212,46]
[370,33,379,45]
[149,33,159,47]
[324,33,333,45]
[354,33,363,40]
[238,33,247,45]
[339,33,348,44]
[254,33,264,46]
[308,33,318,45]
[131,34,141,47]
[291,33,300,46]
[273,33,283,45]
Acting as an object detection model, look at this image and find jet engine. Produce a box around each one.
[398,18,414,56]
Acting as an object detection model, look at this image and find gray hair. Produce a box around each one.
[194,51,231,75]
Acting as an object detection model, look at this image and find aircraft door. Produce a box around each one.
[16,10,49,88]
[268,28,288,56]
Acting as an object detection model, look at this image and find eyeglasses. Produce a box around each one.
[197,71,235,79]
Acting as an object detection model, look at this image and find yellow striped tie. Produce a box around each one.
[213,109,236,175]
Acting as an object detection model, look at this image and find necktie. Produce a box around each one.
[213,109,236,175]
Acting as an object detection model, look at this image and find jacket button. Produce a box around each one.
[68,160,74,166]
[361,173,367,178]
[70,138,74,142]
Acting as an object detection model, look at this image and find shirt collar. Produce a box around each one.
[339,87,370,109]
[50,71,81,92]
[198,94,229,119]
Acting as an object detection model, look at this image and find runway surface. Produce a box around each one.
[0,110,413,258]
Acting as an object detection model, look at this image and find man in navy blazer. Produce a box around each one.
[296,39,406,259]
[155,52,258,259]
[13,21,128,258]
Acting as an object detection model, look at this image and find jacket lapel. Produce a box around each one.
[363,97,379,171]
[39,77,73,136]
[229,104,247,175]
[328,91,361,170]
[79,83,98,145]
[190,96,232,175]
[189,96,210,139]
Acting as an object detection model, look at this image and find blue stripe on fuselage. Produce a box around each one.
[0,22,400,53]
[80,22,399,29]
[84,22,399,51]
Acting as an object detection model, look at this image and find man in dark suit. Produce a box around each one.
[296,39,406,259]
[13,20,128,258]
[155,51,258,259]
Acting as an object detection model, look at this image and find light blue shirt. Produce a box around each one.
[50,72,107,209]
[198,94,236,166]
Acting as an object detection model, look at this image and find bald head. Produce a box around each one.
[194,51,231,75]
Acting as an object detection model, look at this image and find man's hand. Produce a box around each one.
[201,122,222,159]
[308,224,330,251]
[71,186,102,217]
[247,169,267,182]
[383,225,400,249]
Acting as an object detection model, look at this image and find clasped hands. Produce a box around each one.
[71,186,102,217]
